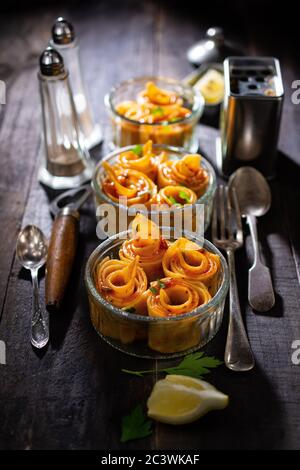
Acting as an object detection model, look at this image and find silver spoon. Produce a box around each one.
[16,225,49,348]
[229,167,275,312]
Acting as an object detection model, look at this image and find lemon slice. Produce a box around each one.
[147,375,228,425]
[195,69,225,105]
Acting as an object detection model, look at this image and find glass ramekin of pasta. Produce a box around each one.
[104,77,204,152]
[92,140,216,233]
[85,215,229,359]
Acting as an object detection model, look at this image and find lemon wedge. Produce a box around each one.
[195,69,225,105]
[147,375,228,425]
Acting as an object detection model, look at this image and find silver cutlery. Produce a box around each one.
[16,225,49,349]
[229,167,275,312]
[212,185,255,372]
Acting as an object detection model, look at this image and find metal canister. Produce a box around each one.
[217,56,284,179]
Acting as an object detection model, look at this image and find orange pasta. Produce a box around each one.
[162,238,221,294]
[96,256,148,312]
[147,277,211,353]
[116,81,192,124]
[95,256,149,343]
[158,185,197,207]
[116,140,157,181]
[119,214,168,281]
[92,216,223,352]
[158,154,209,198]
[147,277,211,317]
[101,161,157,208]
[101,141,210,212]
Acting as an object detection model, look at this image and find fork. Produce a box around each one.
[212,185,255,372]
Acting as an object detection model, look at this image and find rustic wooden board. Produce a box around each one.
[0,0,299,450]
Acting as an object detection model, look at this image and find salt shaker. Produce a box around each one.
[38,47,94,189]
[50,17,102,149]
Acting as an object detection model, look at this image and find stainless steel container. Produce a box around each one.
[217,57,284,179]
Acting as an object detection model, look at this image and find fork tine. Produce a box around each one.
[231,187,243,243]
[225,186,233,239]
[219,185,226,240]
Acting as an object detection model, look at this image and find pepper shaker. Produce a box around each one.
[38,47,94,189]
[50,17,102,150]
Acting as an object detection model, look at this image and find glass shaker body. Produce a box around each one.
[50,39,102,149]
[38,70,94,189]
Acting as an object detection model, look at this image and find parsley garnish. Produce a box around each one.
[149,286,158,295]
[132,145,143,157]
[168,196,182,207]
[151,106,164,116]
[122,352,222,378]
[157,279,166,289]
[121,405,152,443]
[179,190,190,203]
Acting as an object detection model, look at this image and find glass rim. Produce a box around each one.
[84,229,229,324]
[104,75,205,127]
[92,143,217,215]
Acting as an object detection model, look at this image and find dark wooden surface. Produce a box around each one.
[0,0,300,450]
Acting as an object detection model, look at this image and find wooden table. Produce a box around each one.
[0,1,300,450]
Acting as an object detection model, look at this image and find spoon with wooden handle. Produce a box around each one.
[45,184,92,312]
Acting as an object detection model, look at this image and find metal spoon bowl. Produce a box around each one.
[229,167,275,312]
[16,225,49,348]
[229,167,271,217]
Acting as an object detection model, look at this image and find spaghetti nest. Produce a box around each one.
[94,215,222,353]
[116,81,192,124]
[101,140,209,208]
[96,255,147,312]
[119,214,169,281]
[162,238,221,295]
[158,154,209,198]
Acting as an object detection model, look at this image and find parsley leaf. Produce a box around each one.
[168,196,182,206]
[149,286,158,295]
[179,190,190,203]
[157,279,166,289]
[121,405,152,443]
[122,352,222,378]
[151,106,164,116]
[164,352,222,378]
[132,145,143,157]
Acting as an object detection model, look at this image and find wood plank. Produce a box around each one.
[0,1,158,451]
[0,0,300,450]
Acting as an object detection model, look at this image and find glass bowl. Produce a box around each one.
[85,230,229,359]
[92,144,216,234]
[104,76,204,152]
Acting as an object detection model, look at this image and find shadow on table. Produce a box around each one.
[48,205,98,350]
[155,306,285,449]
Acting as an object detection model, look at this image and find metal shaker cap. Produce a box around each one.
[187,27,244,66]
[39,47,65,76]
[52,17,75,45]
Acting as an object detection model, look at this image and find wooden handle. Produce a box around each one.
[46,210,79,312]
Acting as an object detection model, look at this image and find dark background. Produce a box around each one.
[0,0,299,450]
